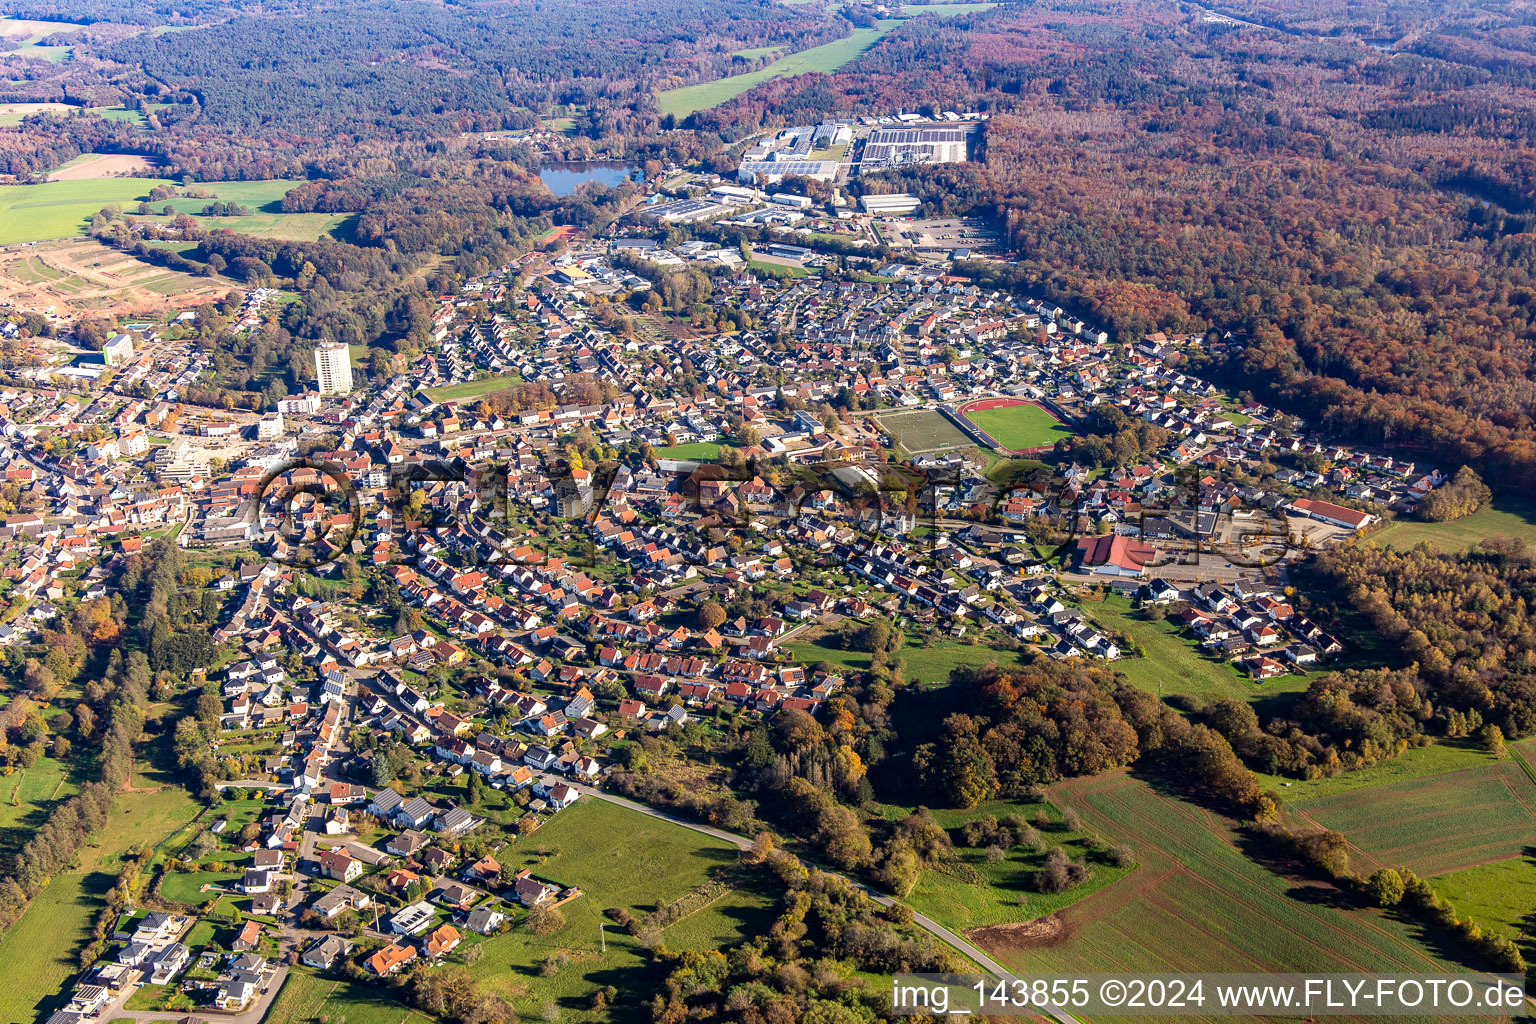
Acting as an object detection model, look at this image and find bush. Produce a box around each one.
[528,906,565,936]
[1035,847,1092,893]
[1366,868,1405,908]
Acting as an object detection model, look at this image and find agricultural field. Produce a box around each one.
[985,772,1477,1024]
[957,398,1075,453]
[1290,759,1536,877]
[744,253,809,278]
[0,770,201,1024]
[262,969,431,1024]
[467,798,776,1021]
[0,873,104,1024]
[0,238,235,317]
[141,179,350,240]
[0,101,72,125]
[86,106,153,125]
[900,795,1137,932]
[0,17,76,61]
[907,0,999,11]
[874,406,972,454]
[657,3,1002,118]
[1373,495,1536,552]
[1255,739,1497,803]
[47,153,165,181]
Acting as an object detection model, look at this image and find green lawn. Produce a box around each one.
[423,372,525,403]
[658,20,908,119]
[124,984,193,1013]
[960,401,1075,452]
[1084,594,1311,708]
[1373,495,1536,551]
[1292,759,1536,877]
[655,442,723,460]
[158,869,243,905]
[468,798,775,1021]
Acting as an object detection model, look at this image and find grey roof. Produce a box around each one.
[435,806,475,832]
[399,796,434,822]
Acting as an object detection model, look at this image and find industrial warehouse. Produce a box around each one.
[734,115,981,184]
[855,124,977,173]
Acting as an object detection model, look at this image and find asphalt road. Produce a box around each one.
[98,965,290,1024]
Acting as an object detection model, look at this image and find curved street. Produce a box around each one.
[569,782,1082,1024]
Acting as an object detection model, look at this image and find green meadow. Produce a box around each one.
[1431,858,1536,953]
[785,629,1028,684]
[424,372,526,403]
[1084,593,1311,707]
[466,798,776,1021]
[0,177,175,245]
[0,17,77,62]
[1373,495,1536,551]
[658,2,1000,119]
[0,771,202,1024]
[658,21,907,119]
[0,178,349,245]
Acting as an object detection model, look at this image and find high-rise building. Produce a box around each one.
[313,342,353,396]
[102,332,135,367]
